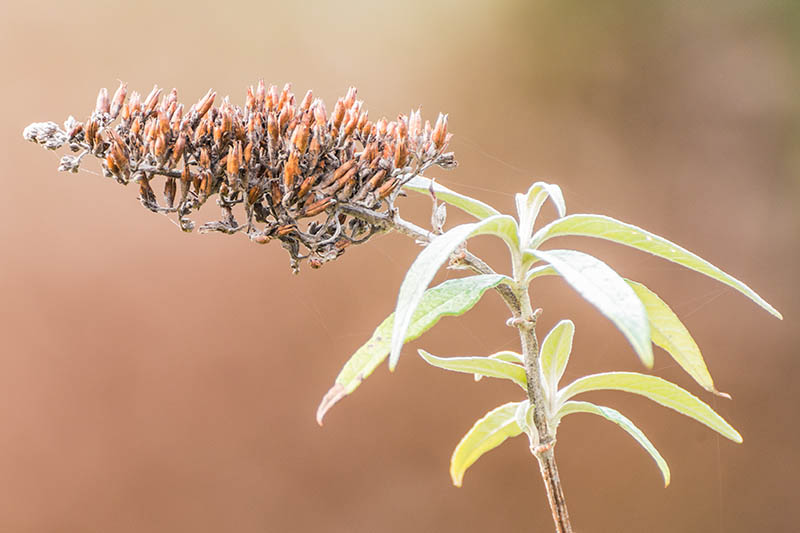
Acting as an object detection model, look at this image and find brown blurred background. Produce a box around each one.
[1,1,798,531]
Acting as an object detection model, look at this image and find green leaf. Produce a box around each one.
[390,216,519,370]
[515,182,567,246]
[531,249,653,367]
[475,351,524,382]
[556,400,670,487]
[540,320,575,394]
[450,402,524,487]
[530,214,782,320]
[558,371,742,442]
[316,274,506,424]
[626,279,725,397]
[418,350,527,389]
[525,264,558,284]
[488,350,524,365]
[514,401,531,433]
[403,176,501,220]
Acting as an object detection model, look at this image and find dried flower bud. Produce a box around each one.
[246,86,255,112]
[153,133,166,161]
[332,99,346,130]
[199,147,211,168]
[394,137,408,168]
[143,85,162,115]
[244,141,253,165]
[291,123,310,154]
[256,80,266,107]
[110,82,127,119]
[171,132,186,165]
[139,175,157,207]
[227,141,242,176]
[376,117,388,137]
[164,177,177,208]
[376,177,399,199]
[268,84,279,110]
[247,184,262,205]
[195,89,216,119]
[432,113,448,150]
[343,87,357,109]
[180,165,192,201]
[300,90,313,112]
[305,197,334,216]
[313,99,328,127]
[343,112,358,139]
[284,150,300,188]
[95,88,109,115]
[267,112,279,142]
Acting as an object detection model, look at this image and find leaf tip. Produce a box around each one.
[316,383,347,426]
[713,389,732,400]
[388,347,401,372]
[639,344,654,369]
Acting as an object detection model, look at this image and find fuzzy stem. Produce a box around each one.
[342,202,572,532]
[515,286,572,533]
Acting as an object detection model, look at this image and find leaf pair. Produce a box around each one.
[422,320,741,487]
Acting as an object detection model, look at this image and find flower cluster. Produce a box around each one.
[24,82,455,270]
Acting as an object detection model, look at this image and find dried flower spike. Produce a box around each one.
[24,81,456,271]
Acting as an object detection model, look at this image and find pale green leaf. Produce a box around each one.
[390,216,519,370]
[516,182,567,246]
[488,350,524,365]
[514,401,530,433]
[525,264,558,284]
[530,214,781,319]
[475,351,524,382]
[403,175,501,220]
[531,249,653,367]
[557,400,670,487]
[540,320,575,394]
[316,275,506,424]
[418,350,527,389]
[558,371,742,442]
[626,279,725,397]
[450,402,524,487]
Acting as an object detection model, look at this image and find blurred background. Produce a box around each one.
[1,1,798,531]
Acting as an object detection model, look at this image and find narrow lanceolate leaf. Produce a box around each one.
[403,175,501,220]
[540,320,575,394]
[474,351,524,382]
[557,400,671,487]
[525,264,557,284]
[316,274,506,424]
[626,279,725,397]
[558,372,742,442]
[531,249,653,368]
[418,350,527,389]
[450,402,524,487]
[515,181,567,246]
[389,216,519,370]
[530,214,782,319]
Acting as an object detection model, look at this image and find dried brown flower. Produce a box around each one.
[23,81,456,271]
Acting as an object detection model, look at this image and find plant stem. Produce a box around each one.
[515,286,573,533]
[342,202,573,532]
